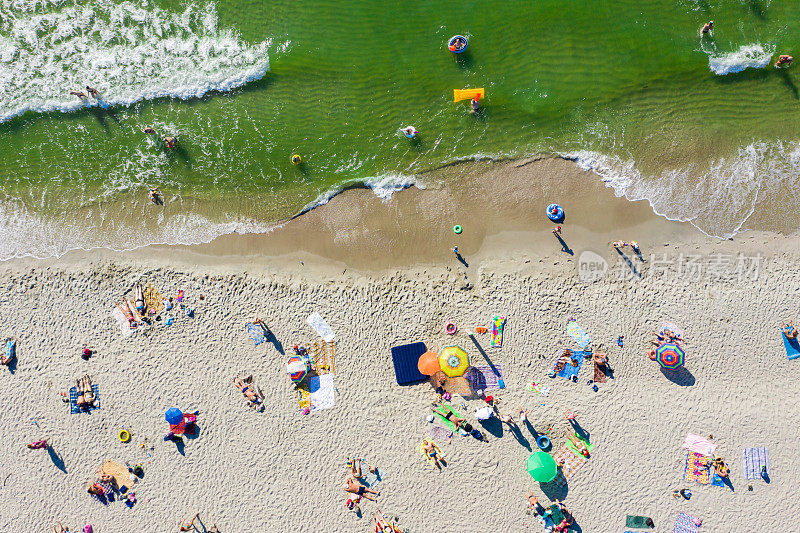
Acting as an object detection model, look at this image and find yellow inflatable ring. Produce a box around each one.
[291,154,302,165]
[118,429,131,443]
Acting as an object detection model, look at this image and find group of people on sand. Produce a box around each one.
[700,20,792,68]
[527,493,575,533]
[343,458,381,505]
[75,375,96,410]
[647,326,684,360]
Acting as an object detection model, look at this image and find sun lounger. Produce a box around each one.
[390,342,428,385]
[69,384,100,414]
[566,319,591,349]
[673,513,699,533]
[743,447,768,480]
[782,330,800,360]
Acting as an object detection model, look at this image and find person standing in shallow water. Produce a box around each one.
[700,20,713,35]
[776,55,793,68]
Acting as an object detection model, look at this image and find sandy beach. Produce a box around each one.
[1,158,799,533]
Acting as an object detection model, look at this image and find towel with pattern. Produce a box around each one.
[552,443,588,487]
[552,351,586,379]
[430,425,453,443]
[246,323,266,345]
[312,340,336,375]
[743,447,769,480]
[566,319,591,349]
[684,451,711,484]
[673,512,700,533]
[466,364,505,391]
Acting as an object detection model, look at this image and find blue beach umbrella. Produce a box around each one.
[165,407,183,425]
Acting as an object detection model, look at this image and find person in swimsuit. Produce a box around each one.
[776,55,793,68]
[439,408,473,432]
[782,321,797,340]
[163,136,177,149]
[421,440,445,468]
[134,284,146,313]
[233,377,262,409]
[86,86,99,98]
[70,90,87,99]
[647,348,657,361]
[87,481,105,495]
[701,21,713,35]
[179,513,199,531]
[566,433,589,457]
[52,522,69,533]
[552,500,575,532]
[348,458,375,479]
[343,477,379,501]
[75,375,95,409]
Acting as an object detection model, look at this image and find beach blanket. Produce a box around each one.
[552,443,588,487]
[626,515,652,528]
[782,331,800,360]
[430,425,453,443]
[312,340,336,375]
[246,322,266,345]
[490,315,506,348]
[682,433,716,456]
[391,342,428,385]
[552,352,585,379]
[673,513,700,533]
[466,364,505,391]
[684,451,711,485]
[431,371,472,396]
[142,283,165,315]
[90,481,115,505]
[710,470,725,487]
[525,381,550,396]
[102,460,135,492]
[69,385,100,414]
[743,447,768,480]
[358,462,384,489]
[566,434,594,456]
[300,374,335,411]
[566,319,591,349]
[307,312,335,342]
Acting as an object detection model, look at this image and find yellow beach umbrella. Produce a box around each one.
[438,346,470,377]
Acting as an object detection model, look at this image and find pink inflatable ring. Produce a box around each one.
[445,322,457,335]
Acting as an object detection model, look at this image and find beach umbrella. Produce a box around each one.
[656,342,685,370]
[165,407,183,425]
[287,355,309,383]
[438,346,470,377]
[417,350,441,376]
[526,451,558,483]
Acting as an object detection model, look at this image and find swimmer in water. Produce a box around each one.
[776,55,793,68]
[401,126,417,138]
[470,93,481,114]
[86,86,99,98]
[163,136,176,149]
[69,90,87,99]
[143,127,156,135]
[149,186,161,203]
[700,21,713,35]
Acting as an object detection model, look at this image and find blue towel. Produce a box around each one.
[390,342,428,385]
[710,471,725,487]
[69,384,100,414]
[556,351,586,379]
[5,340,14,360]
[247,323,266,346]
[782,331,800,360]
[360,466,383,489]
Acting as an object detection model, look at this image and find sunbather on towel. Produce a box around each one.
[567,433,589,457]
[422,440,446,468]
[76,375,95,409]
[782,321,798,340]
[552,349,577,374]
[593,352,609,369]
[713,457,730,478]
[343,477,379,501]
[436,407,474,433]
[233,377,262,408]
[348,458,376,479]
[134,284,145,314]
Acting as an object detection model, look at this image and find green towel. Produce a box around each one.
[433,404,464,432]
[566,434,594,455]
[626,515,652,528]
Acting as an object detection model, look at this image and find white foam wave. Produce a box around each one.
[708,43,774,75]
[0,0,269,123]
[300,174,425,215]
[562,140,800,238]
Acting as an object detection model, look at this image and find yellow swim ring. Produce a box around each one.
[118,429,131,443]
[291,154,302,165]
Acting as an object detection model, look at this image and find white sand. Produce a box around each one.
[1,236,799,532]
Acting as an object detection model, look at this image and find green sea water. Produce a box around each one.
[1,0,799,257]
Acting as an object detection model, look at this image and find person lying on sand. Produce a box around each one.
[713,457,730,478]
[593,352,610,369]
[421,440,446,468]
[439,409,473,433]
[782,321,797,340]
[343,477,379,501]
[526,492,545,514]
[566,433,589,457]
[75,375,95,409]
[52,522,69,533]
[87,481,105,495]
[233,377,262,409]
[179,512,199,531]
[551,349,578,374]
[96,468,114,484]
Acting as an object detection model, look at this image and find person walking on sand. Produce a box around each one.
[179,512,199,531]
[452,246,459,255]
[552,225,561,235]
[701,20,713,35]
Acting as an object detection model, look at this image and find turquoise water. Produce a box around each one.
[1,0,799,258]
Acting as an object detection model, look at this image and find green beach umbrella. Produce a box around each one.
[526,451,558,482]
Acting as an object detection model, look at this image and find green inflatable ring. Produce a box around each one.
[453,225,462,234]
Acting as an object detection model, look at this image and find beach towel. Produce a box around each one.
[525,381,550,396]
[466,364,505,391]
[673,513,699,533]
[304,374,336,411]
[5,339,14,360]
[625,515,653,528]
[312,340,336,375]
[430,371,472,396]
[170,414,198,436]
[142,283,165,315]
[593,360,608,383]
[552,351,585,379]
[357,461,383,489]
[102,460,135,492]
[552,443,588,487]
[246,323,266,346]
[490,315,506,348]
[307,312,335,342]
[90,481,114,505]
[433,404,465,432]
[566,319,591,349]
[430,425,453,443]
[69,384,100,414]
[684,451,711,485]
[565,434,594,457]
[710,470,725,487]
[390,342,428,385]
[682,433,716,456]
[111,306,136,337]
[743,447,768,480]
[782,331,800,360]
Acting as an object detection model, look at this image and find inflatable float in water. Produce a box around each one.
[448,35,468,53]
[546,203,564,221]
